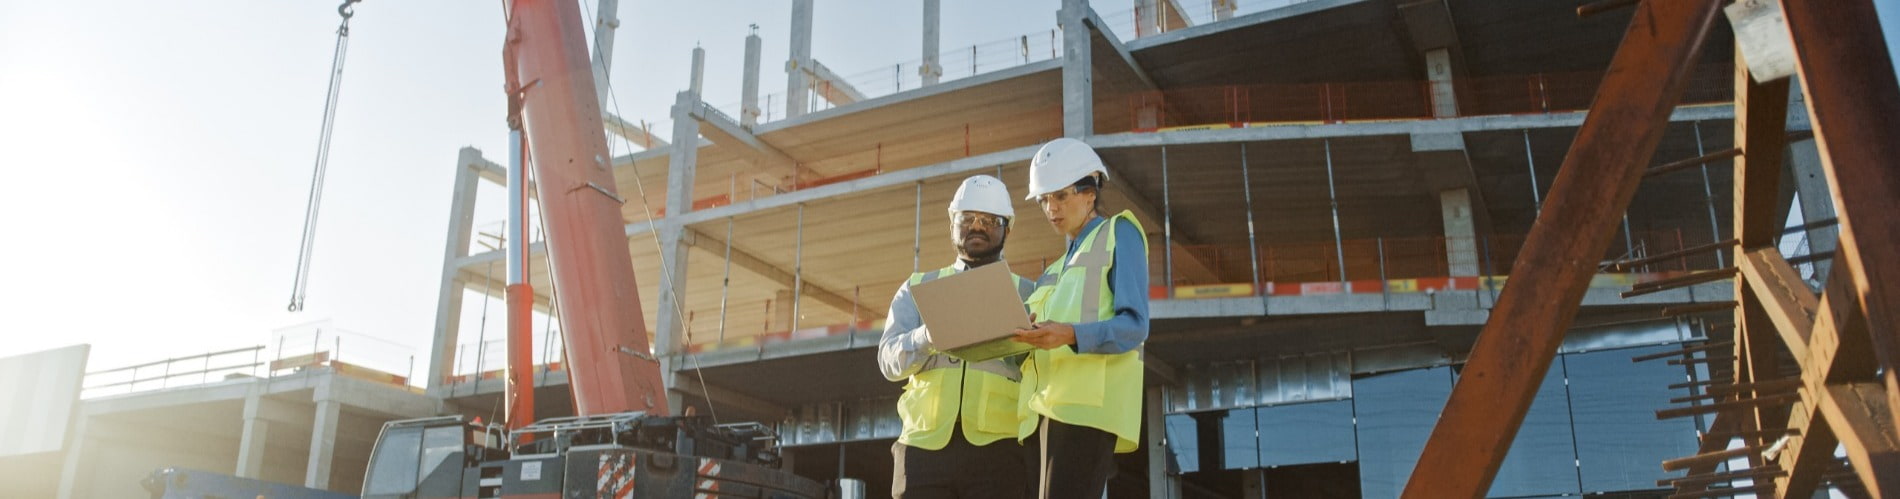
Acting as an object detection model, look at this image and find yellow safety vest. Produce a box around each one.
[896,266,1039,450]
[1018,211,1148,453]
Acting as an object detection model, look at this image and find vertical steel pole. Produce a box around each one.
[913,182,923,273]
[1622,215,1637,268]
[1690,120,1725,268]
[1241,144,1264,300]
[1378,237,1389,309]
[792,204,805,331]
[1323,140,1347,285]
[719,217,733,343]
[1523,130,1542,214]
[1162,146,1175,294]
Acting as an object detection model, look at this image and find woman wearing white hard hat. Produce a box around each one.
[880,175,1038,498]
[1010,138,1150,499]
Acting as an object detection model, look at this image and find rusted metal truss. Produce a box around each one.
[1402,0,1900,497]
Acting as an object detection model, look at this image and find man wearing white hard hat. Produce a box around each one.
[879,175,1038,498]
[1010,138,1150,499]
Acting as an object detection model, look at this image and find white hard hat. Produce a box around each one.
[1025,138,1109,200]
[948,175,1014,219]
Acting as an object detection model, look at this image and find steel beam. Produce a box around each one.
[1729,51,1793,489]
[1779,0,1900,436]
[1401,1,1725,496]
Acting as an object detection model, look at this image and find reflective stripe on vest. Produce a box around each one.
[1019,212,1148,453]
[895,264,1037,450]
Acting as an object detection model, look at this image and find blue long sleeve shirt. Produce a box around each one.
[1066,215,1150,355]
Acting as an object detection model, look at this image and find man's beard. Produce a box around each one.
[958,232,1006,262]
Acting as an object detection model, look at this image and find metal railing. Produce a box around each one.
[81,346,267,398]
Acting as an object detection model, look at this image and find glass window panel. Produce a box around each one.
[1257,399,1356,468]
[1353,367,1453,499]
[1166,413,1200,474]
[365,427,423,494]
[1567,345,1701,493]
[419,425,464,484]
[1488,361,1582,497]
[1221,408,1259,470]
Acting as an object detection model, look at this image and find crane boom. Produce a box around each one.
[501,0,666,418]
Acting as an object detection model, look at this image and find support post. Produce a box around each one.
[742,26,762,127]
[588,0,620,111]
[428,149,482,394]
[921,0,942,86]
[1323,140,1347,285]
[305,386,341,490]
[656,91,702,411]
[784,0,814,118]
[689,45,705,97]
[236,387,273,478]
[1402,0,1725,495]
[1240,144,1264,302]
[1146,387,1179,499]
[1060,0,1092,138]
[1441,189,1480,276]
[1779,0,1900,436]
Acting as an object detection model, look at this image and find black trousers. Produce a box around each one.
[891,425,1032,499]
[1036,417,1117,499]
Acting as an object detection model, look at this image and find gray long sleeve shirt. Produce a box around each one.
[878,260,1035,381]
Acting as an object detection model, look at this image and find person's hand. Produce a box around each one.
[1013,321,1076,350]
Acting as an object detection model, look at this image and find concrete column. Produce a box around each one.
[920,0,942,86]
[589,0,621,110]
[1145,387,1180,499]
[1214,0,1236,20]
[655,91,701,410]
[1789,138,1836,279]
[1425,48,1458,118]
[689,45,706,97]
[428,149,482,395]
[54,413,91,499]
[1136,0,1161,37]
[742,26,763,127]
[236,389,273,478]
[1441,189,1480,276]
[1242,469,1266,498]
[1060,0,1093,138]
[305,389,341,490]
[784,0,814,118]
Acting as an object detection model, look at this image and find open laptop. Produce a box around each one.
[909,262,1037,362]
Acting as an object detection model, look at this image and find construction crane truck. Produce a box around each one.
[355,1,824,497]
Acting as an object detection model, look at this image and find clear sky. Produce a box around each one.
[2,0,1897,378]
[0,0,1097,376]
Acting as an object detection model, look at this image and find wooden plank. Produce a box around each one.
[1779,0,1900,436]
[1399,1,1727,495]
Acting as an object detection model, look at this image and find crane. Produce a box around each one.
[355,1,823,497]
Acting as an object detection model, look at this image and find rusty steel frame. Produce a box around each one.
[1684,0,1900,496]
[1401,0,1727,496]
[1405,0,1900,496]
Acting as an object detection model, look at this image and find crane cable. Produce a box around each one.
[288,0,363,312]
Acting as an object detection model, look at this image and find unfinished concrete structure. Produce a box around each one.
[424,0,1842,496]
[14,0,1864,497]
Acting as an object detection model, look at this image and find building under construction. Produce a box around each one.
[5,0,1897,497]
